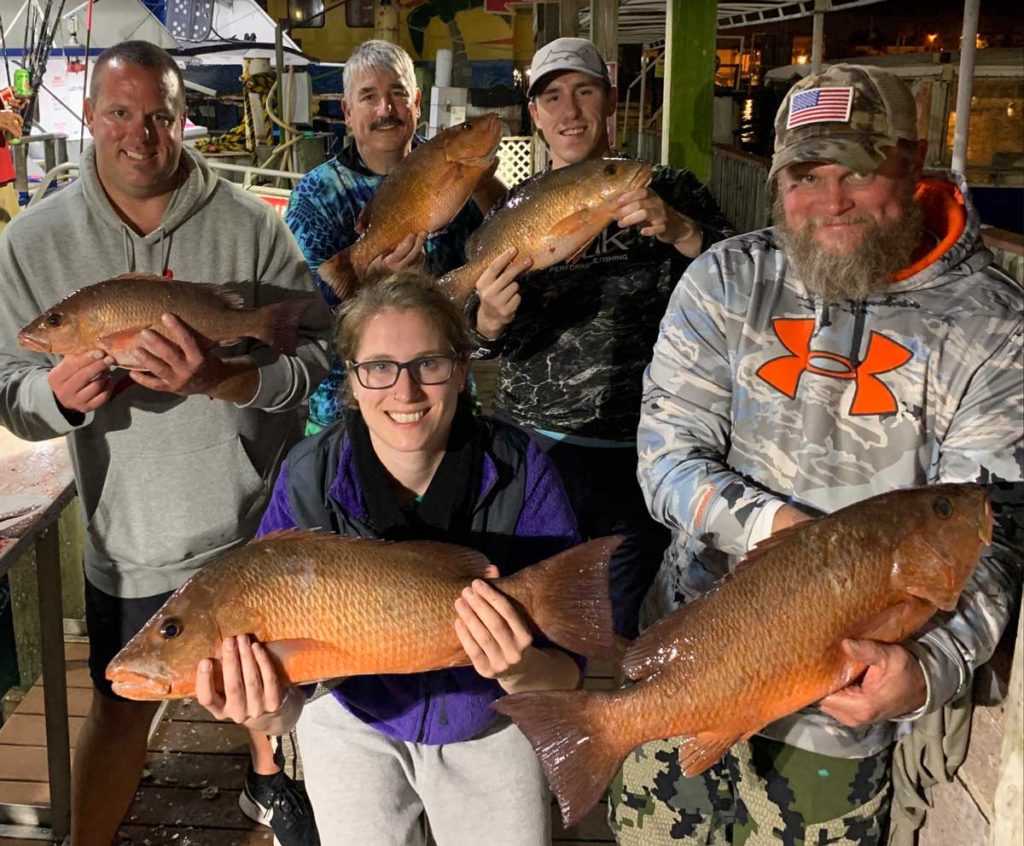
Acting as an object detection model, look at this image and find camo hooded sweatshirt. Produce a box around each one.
[638,173,1023,758]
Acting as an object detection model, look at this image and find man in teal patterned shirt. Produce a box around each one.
[286,39,500,432]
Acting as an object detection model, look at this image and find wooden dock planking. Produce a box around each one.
[0,643,615,844]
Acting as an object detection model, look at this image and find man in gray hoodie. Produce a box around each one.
[0,41,330,845]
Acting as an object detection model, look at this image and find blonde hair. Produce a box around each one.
[337,272,472,407]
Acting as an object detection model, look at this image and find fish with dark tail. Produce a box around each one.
[492,485,993,827]
[439,157,653,304]
[317,114,503,300]
[106,533,621,701]
[17,273,316,369]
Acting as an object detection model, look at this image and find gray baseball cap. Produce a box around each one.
[528,37,611,98]
[769,64,919,180]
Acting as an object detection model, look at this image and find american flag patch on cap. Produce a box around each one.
[786,86,854,129]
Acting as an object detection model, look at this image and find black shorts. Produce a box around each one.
[84,579,173,701]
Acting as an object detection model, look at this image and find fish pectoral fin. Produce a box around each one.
[844,598,936,645]
[678,731,739,777]
[892,535,962,612]
[548,210,596,239]
[97,327,149,350]
[262,639,348,684]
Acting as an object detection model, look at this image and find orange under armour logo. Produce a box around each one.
[757,318,913,416]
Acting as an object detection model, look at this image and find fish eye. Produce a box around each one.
[45,313,63,328]
[604,163,618,176]
[460,121,472,131]
[933,497,953,519]
[159,618,183,639]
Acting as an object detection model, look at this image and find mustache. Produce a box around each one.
[371,117,404,130]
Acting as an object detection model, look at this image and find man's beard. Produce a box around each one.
[774,186,924,302]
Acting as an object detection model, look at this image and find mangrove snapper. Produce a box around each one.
[107,532,620,701]
[493,484,993,827]
[439,158,653,303]
[17,273,314,368]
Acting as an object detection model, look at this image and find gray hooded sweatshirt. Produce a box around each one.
[0,145,331,597]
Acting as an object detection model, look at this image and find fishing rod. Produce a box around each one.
[0,12,12,94]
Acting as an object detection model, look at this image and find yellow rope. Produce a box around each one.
[194,71,277,155]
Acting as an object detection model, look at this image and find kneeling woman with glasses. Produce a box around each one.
[198,271,582,846]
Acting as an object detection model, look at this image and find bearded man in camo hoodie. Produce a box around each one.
[612,64,1023,844]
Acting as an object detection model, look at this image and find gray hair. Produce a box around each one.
[90,40,185,115]
[343,40,418,104]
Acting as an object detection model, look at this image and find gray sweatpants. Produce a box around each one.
[296,694,551,846]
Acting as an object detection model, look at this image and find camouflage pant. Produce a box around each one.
[608,735,891,845]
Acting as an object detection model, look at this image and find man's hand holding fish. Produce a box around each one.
[817,637,929,727]
[47,350,116,416]
[128,313,259,403]
[611,185,703,257]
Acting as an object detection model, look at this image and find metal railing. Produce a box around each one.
[710,144,772,235]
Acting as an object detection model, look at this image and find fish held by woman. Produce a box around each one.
[492,484,993,827]
[17,273,315,368]
[106,532,621,700]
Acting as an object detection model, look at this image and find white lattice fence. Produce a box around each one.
[497,136,541,187]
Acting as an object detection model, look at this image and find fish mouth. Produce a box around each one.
[106,669,174,701]
[17,329,50,352]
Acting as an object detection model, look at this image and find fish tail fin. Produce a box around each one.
[318,248,359,301]
[492,689,626,829]
[254,296,320,356]
[499,535,622,660]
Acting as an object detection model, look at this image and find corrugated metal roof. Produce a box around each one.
[579,0,888,45]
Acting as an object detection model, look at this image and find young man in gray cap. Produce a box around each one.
[611,64,1022,843]
[470,36,732,640]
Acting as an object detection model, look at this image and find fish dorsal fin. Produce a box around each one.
[620,606,698,681]
[393,540,497,581]
[203,282,247,310]
[111,272,168,283]
[253,528,330,543]
[733,519,814,575]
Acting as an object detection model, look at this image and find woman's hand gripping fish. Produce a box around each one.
[492,484,993,827]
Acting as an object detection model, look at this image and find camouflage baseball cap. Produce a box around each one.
[769,64,918,180]
[528,37,610,98]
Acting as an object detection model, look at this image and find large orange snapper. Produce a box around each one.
[493,485,993,827]
[317,114,503,300]
[106,533,620,701]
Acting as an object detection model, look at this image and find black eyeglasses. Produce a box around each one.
[348,354,460,389]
